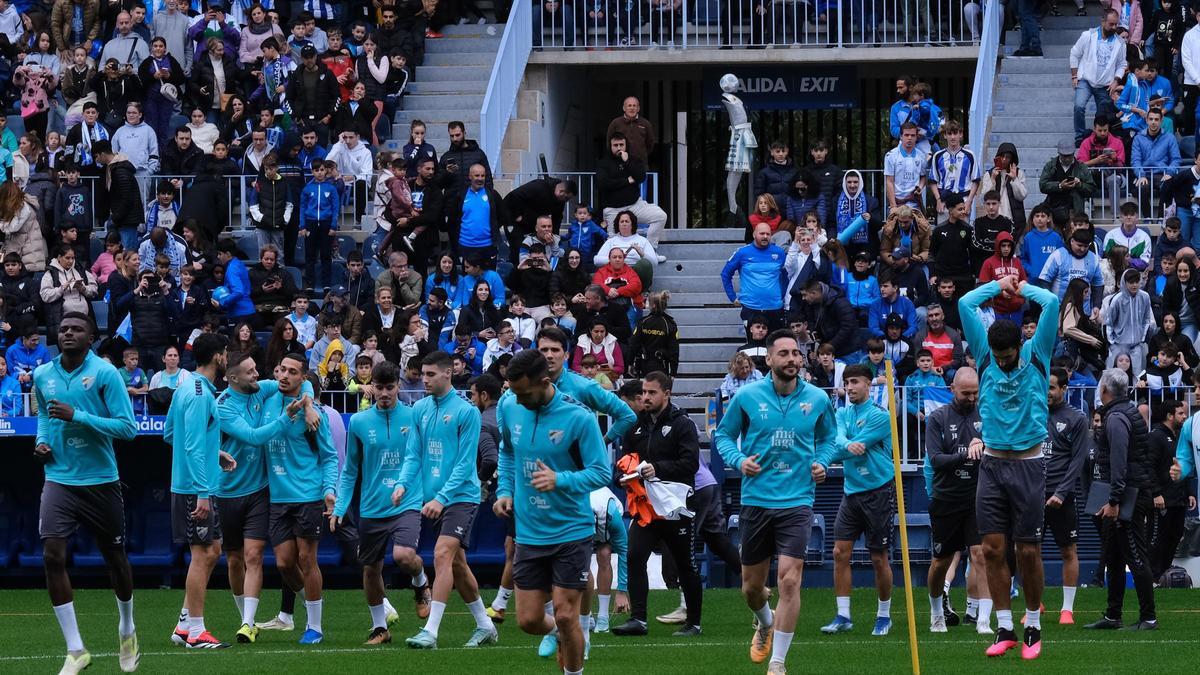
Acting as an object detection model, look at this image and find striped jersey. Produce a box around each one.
[928,147,982,194]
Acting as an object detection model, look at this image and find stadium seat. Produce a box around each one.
[93,300,109,334]
[893,513,933,565]
[254,331,272,345]
[0,491,15,567]
[284,266,303,289]
[467,507,508,565]
[317,531,342,566]
[236,236,260,260]
[726,514,740,550]
[72,526,107,567]
[850,535,872,566]
[337,235,358,258]
[90,237,104,263]
[806,513,826,567]
[17,512,51,568]
[128,511,179,567]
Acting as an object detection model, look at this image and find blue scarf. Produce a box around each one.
[145,199,179,229]
[76,122,110,167]
[837,190,868,243]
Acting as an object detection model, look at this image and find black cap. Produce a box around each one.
[885,313,906,329]
[300,44,317,58]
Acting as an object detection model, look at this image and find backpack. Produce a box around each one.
[1158,566,1193,589]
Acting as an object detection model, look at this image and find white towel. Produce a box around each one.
[644,478,694,521]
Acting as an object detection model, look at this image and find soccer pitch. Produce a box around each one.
[2,587,1198,674]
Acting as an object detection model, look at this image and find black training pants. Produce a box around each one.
[1102,493,1157,623]
[1149,505,1187,580]
[628,517,703,627]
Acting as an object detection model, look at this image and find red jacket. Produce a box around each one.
[593,263,644,308]
[977,230,1027,314]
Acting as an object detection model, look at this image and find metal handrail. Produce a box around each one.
[480,0,533,167]
[967,0,1001,155]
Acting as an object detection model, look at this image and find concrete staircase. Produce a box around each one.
[991,11,1099,210]
[655,227,746,430]
[386,23,501,151]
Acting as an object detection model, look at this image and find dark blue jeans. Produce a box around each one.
[304,220,333,290]
[1017,0,1040,50]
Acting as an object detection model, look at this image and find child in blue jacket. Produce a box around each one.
[300,159,342,289]
[566,204,608,271]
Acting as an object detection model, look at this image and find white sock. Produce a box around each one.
[175,606,189,632]
[279,611,294,624]
[966,597,979,616]
[943,581,951,596]
[598,594,611,619]
[369,603,388,629]
[54,602,84,652]
[565,670,582,675]
[979,598,994,624]
[877,599,891,618]
[412,570,428,588]
[1062,586,1077,612]
[996,609,1013,631]
[425,600,447,636]
[1025,608,1041,630]
[305,599,323,633]
[580,614,592,647]
[836,596,851,619]
[467,598,493,630]
[117,597,135,636]
[382,597,396,617]
[545,600,555,616]
[929,594,943,619]
[753,601,774,628]
[188,615,206,640]
[679,590,687,609]
[492,586,513,611]
[770,630,793,666]
[242,597,259,626]
[233,594,245,619]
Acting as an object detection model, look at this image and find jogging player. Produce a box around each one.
[958,275,1059,659]
[814,364,897,637]
[212,350,319,643]
[333,361,431,644]
[496,349,611,675]
[265,354,339,644]
[924,368,990,634]
[34,312,139,674]
[167,333,240,650]
[1043,367,1091,625]
[715,329,838,675]
[396,351,498,649]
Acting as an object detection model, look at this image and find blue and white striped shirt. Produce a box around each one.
[928,146,981,195]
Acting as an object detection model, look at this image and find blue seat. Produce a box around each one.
[0,491,16,567]
[337,235,358,258]
[254,331,272,345]
[17,507,51,568]
[72,526,107,567]
[316,531,342,566]
[284,266,303,289]
[726,514,740,550]
[92,300,109,334]
[850,535,873,566]
[467,506,508,565]
[128,511,179,567]
[806,513,826,567]
[90,236,104,262]
[236,235,260,260]
[892,513,933,565]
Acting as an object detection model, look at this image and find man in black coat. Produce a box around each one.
[438,122,492,199]
[790,279,859,359]
[501,176,576,265]
[93,140,144,251]
[405,156,444,274]
[285,45,340,145]
[374,5,416,60]
[612,372,703,637]
[159,126,204,190]
[574,284,631,344]
[595,132,668,250]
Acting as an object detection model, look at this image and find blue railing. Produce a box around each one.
[480,0,533,166]
[968,0,1001,155]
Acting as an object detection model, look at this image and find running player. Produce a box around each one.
[167,333,240,650]
[264,355,340,644]
[489,327,636,657]
[959,276,1059,659]
[396,351,498,649]
[211,350,317,643]
[924,368,990,634]
[590,486,629,635]
[34,312,139,674]
[333,361,430,644]
[715,330,838,675]
[1043,367,1091,625]
[496,349,611,675]
[814,364,896,637]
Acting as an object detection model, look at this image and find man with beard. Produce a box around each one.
[715,330,837,675]
[1042,368,1091,625]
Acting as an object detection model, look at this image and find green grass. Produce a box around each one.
[1,586,1198,674]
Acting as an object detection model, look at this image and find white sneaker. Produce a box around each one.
[58,651,91,675]
[119,633,140,672]
[930,616,947,633]
[655,606,688,624]
[655,254,667,264]
[977,621,993,635]
[256,615,295,631]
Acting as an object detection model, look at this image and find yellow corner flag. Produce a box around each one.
[885,360,921,675]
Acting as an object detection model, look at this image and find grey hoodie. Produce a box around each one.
[1105,288,1154,345]
[112,122,160,175]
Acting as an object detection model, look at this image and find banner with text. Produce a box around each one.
[702,66,859,111]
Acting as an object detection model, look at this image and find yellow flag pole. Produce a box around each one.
[884,359,921,675]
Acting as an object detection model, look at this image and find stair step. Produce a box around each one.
[999,57,1071,74]
[405,80,489,94]
[423,51,497,66]
[656,242,742,258]
[987,132,1076,149]
[403,94,486,111]
[674,396,712,412]
[992,99,1076,116]
[678,323,746,340]
[681,343,743,361]
[990,116,1073,133]
[670,377,725,396]
[415,64,489,80]
[654,275,732,293]
[670,307,742,326]
[997,72,1073,87]
[678,360,733,375]
[664,227,745,243]
[393,112,479,127]
[440,23,503,37]
[1003,30,1084,45]
[1041,14,1102,30]
[663,292,735,307]
[425,37,503,53]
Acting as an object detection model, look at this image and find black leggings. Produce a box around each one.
[627,517,703,627]
[1102,495,1156,623]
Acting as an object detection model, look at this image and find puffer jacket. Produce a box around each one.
[628,310,680,377]
[753,158,798,208]
[0,199,46,272]
[105,156,144,229]
[251,173,291,230]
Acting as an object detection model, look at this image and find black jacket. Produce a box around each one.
[408,176,445,234]
[106,159,143,227]
[1150,423,1188,507]
[504,178,566,236]
[509,264,553,308]
[159,140,204,179]
[621,403,699,485]
[930,219,975,279]
[574,302,631,344]
[332,98,376,141]
[789,283,858,358]
[596,151,646,210]
[628,310,679,377]
[177,170,230,243]
[1097,397,1154,505]
[90,72,142,124]
[130,288,179,347]
[248,263,298,309]
[187,52,244,111]
[346,270,376,313]
[1,272,38,337]
[285,63,340,127]
[438,139,492,198]
[252,174,291,230]
[753,158,798,208]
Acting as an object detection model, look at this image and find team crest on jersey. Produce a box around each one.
[661,426,672,436]
[548,429,564,444]
[401,426,410,434]
[856,419,864,427]
[973,421,982,432]
[442,414,451,423]
[799,402,812,415]
[1055,422,1067,432]
[81,376,94,390]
